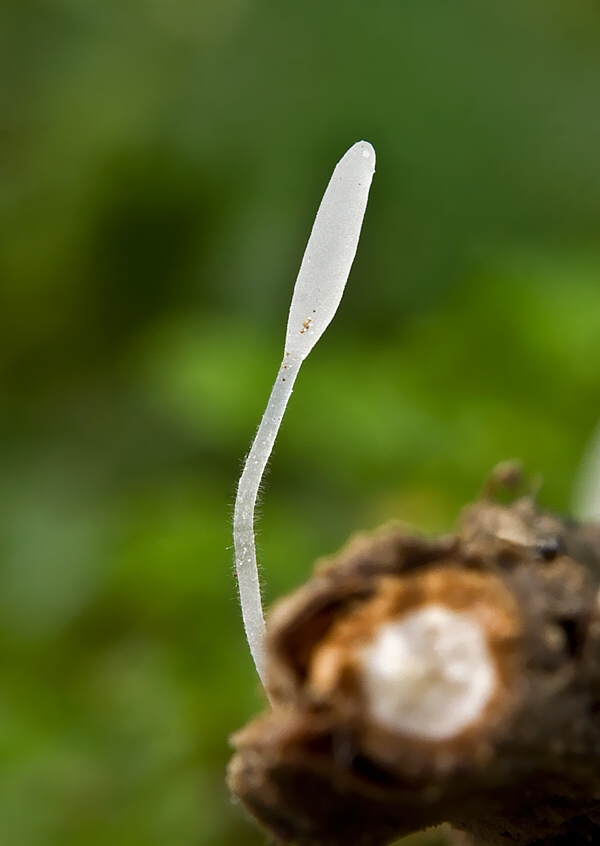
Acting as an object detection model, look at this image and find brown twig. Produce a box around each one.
[228,467,600,846]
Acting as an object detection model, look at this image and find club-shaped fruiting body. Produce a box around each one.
[233,141,376,686]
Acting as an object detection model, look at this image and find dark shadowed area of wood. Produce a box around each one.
[228,470,600,846]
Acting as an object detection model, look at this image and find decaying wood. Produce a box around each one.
[228,471,600,846]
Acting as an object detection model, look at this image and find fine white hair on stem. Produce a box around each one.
[572,419,600,522]
[233,141,376,688]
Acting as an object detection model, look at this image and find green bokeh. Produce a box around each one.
[2,0,600,843]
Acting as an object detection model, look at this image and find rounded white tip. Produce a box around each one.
[359,605,496,740]
[284,140,376,361]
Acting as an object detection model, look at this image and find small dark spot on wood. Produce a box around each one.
[497,550,522,569]
[352,755,399,788]
[558,617,581,657]
[536,536,566,562]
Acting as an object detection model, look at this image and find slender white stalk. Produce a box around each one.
[233,355,301,683]
[233,141,376,687]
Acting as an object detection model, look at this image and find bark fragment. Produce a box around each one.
[229,479,600,846]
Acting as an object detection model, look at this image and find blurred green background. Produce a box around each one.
[3,0,600,843]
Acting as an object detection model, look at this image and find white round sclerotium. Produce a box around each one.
[359,605,496,740]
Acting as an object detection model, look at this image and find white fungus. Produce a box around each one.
[359,604,496,740]
[233,141,376,687]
